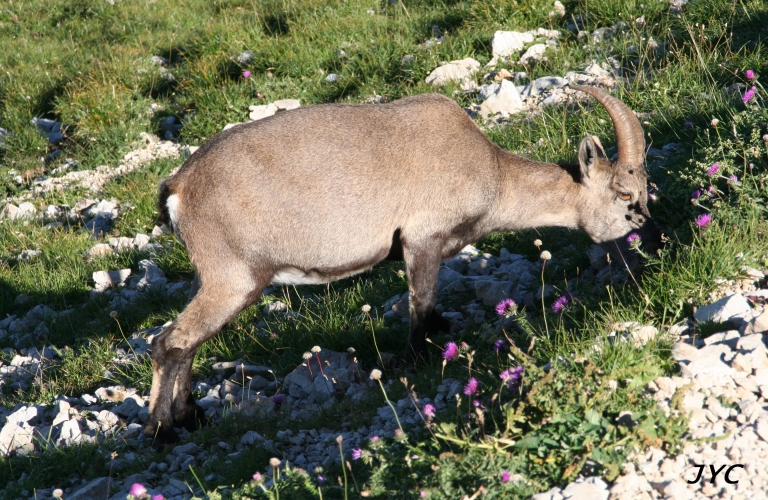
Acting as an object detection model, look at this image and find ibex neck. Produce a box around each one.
[490,150,582,232]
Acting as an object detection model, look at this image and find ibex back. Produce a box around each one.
[148,85,661,443]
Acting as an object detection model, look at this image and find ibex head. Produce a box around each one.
[571,84,662,268]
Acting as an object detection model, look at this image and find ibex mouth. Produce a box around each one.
[637,218,663,255]
[602,219,663,270]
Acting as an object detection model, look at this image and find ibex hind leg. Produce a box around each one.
[168,270,205,432]
[171,355,206,432]
[145,264,269,445]
[426,308,451,336]
[402,241,443,365]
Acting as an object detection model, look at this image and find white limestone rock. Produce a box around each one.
[518,44,548,65]
[425,58,480,86]
[478,79,525,118]
[694,293,752,324]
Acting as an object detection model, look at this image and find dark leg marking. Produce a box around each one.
[402,240,442,364]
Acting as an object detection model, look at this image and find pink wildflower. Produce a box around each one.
[443,341,458,361]
[151,495,165,500]
[129,484,147,498]
[626,233,641,244]
[463,377,479,396]
[253,472,263,482]
[500,366,524,390]
[743,86,756,103]
[423,404,436,419]
[494,338,506,352]
[551,293,571,313]
[352,448,362,460]
[242,70,251,78]
[495,298,517,316]
[707,163,720,176]
[695,213,712,228]
[746,69,755,79]
[501,470,511,483]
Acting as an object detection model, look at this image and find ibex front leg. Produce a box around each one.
[402,241,445,364]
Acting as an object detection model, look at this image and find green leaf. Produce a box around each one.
[585,408,601,425]
[515,436,542,449]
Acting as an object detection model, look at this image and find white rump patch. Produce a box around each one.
[166,194,180,236]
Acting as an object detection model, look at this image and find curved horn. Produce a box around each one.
[570,84,645,167]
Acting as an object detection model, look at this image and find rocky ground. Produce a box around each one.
[533,293,768,500]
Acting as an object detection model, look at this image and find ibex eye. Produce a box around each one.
[618,192,631,201]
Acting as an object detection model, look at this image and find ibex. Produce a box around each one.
[147,84,660,443]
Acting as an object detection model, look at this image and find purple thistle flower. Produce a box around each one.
[463,377,479,396]
[242,70,251,78]
[443,341,458,361]
[551,293,571,313]
[695,213,712,228]
[423,404,436,419]
[500,366,524,390]
[317,475,325,484]
[691,189,702,199]
[707,163,720,176]
[626,233,641,244]
[273,395,284,406]
[501,470,511,483]
[746,69,756,79]
[129,484,147,498]
[253,472,263,482]
[495,298,517,316]
[370,436,379,442]
[728,175,738,184]
[743,86,756,103]
[494,338,506,353]
[472,399,484,409]
[648,193,657,201]
[352,448,362,460]
[684,121,694,128]
[420,491,427,498]
[151,495,165,500]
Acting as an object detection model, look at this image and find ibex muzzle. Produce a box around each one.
[147,86,660,443]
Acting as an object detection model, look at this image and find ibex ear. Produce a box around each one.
[590,135,606,157]
[578,136,599,183]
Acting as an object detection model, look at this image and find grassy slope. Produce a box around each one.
[0,0,767,498]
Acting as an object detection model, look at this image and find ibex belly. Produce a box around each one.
[271,265,374,285]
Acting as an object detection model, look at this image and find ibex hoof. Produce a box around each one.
[173,403,206,432]
[426,310,452,337]
[144,423,181,447]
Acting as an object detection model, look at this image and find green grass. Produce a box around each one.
[1,0,768,498]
